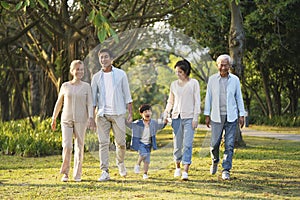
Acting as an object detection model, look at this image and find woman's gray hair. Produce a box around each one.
[69,60,83,73]
[216,54,233,66]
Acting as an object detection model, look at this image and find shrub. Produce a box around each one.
[0,117,133,157]
[0,117,62,157]
[249,115,300,127]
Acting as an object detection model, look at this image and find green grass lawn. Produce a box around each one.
[0,127,299,200]
[247,125,300,134]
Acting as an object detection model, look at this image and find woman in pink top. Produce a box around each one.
[164,59,201,180]
[51,60,94,182]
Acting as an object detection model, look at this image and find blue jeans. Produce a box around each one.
[210,115,238,171]
[171,117,194,165]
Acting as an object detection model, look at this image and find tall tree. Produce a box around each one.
[169,0,299,125]
[243,0,300,120]
[228,0,246,147]
[0,0,189,121]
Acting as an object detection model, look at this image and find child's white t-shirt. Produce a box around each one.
[141,126,150,144]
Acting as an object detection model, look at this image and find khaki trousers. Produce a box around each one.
[60,121,87,180]
[96,114,126,172]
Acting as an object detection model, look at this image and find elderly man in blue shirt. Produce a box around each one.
[204,54,245,180]
[91,48,133,181]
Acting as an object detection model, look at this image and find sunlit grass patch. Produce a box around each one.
[0,127,299,199]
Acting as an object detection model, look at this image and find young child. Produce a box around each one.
[127,104,167,179]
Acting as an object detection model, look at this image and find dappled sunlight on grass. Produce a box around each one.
[0,128,299,199]
[246,125,300,134]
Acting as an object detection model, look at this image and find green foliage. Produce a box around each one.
[168,0,231,59]
[243,0,300,117]
[199,114,206,124]
[0,117,62,157]
[1,0,299,128]
[122,49,174,120]
[84,130,99,152]
[0,117,134,157]
[0,0,48,11]
[88,2,118,43]
[249,115,300,127]
[0,1,11,10]
[37,0,48,9]
[168,0,299,119]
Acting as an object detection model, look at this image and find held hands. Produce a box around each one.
[88,118,96,130]
[127,103,133,123]
[162,111,169,124]
[127,112,133,123]
[163,118,168,124]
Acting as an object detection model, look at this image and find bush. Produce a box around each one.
[0,117,133,157]
[249,115,300,127]
[0,117,62,157]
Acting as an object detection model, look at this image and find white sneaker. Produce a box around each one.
[134,164,140,174]
[181,171,188,180]
[74,178,81,182]
[118,163,127,177]
[61,174,68,182]
[98,171,110,181]
[222,170,230,180]
[143,174,148,179]
[174,168,181,177]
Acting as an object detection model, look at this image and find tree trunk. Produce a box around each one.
[290,89,298,115]
[273,85,281,115]
[0,89,10,121]
[39,74,57,120]
[228,1,246,147]
[0,71,10,121]
[259,63,273,118]
[29,63,41,116]
[229,2,244,77]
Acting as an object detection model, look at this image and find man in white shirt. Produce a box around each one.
[204,54,245,180]
[91,49,133,181]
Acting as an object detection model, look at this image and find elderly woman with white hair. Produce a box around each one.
[51,60,95,182]
[204,54,245,180]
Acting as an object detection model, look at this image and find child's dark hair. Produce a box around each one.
[139,104,152,113]
[174,59,191,76]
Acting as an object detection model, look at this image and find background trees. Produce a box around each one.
[168,0,300,126]
[243,0,300,121]
[0,0,189,122]
[0,0,299,126]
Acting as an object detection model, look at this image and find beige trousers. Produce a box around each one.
[60,121,87,180]
[96,114,126,172]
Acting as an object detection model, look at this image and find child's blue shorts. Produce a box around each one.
[138,142,151,163]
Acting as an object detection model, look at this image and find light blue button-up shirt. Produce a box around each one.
[91,66,132,116]
[204,73,245,123]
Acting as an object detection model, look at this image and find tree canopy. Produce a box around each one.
[0,0,299,126]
